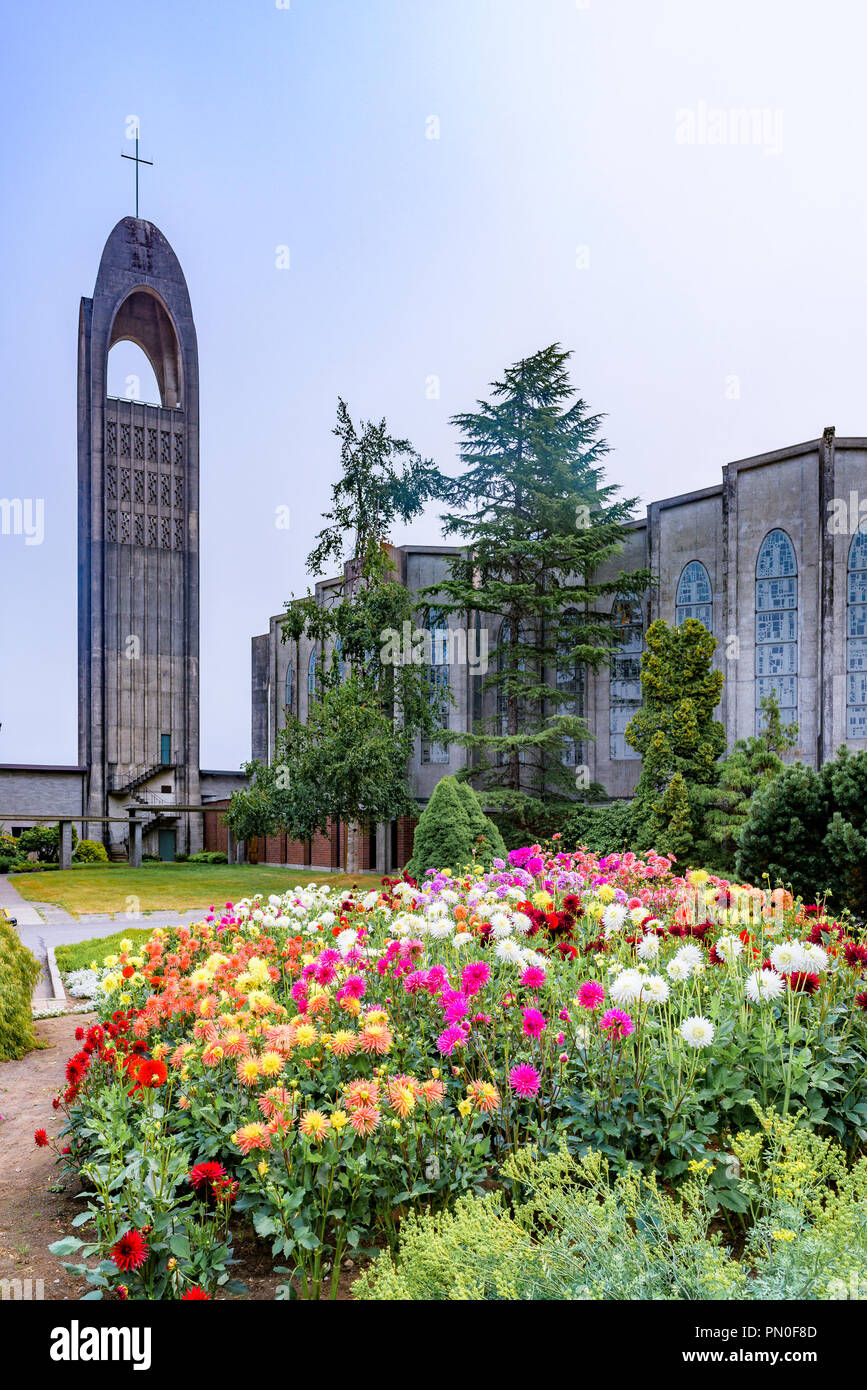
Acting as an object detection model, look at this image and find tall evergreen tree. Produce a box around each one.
[226,400,445,870]
[432,345,650,829]
[626,618,725,862]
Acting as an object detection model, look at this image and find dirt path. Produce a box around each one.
[0,1012,92,1300]
[0,1014,360,1301]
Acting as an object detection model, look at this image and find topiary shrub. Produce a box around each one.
[72,838,109,864]
[453,781,507,868]
[0,916,42,1060]
[406,776,472,881]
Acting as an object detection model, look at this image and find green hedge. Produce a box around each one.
[0,915,42,1061]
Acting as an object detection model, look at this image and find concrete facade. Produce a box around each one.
[77,217,201,857]
[0,767,87,832]
[252,431,867,842]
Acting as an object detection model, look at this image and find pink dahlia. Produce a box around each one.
[577,980,605,1011]
[462,960,491,996]
[599,1008,635,1041]
[521,1007,547,1039]
[436,1024,467,1056]
[509,1063,541,1098]
[520,966,547,990]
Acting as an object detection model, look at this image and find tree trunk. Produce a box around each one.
[345,821,362,874]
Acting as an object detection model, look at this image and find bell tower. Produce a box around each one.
[77,216,201,854]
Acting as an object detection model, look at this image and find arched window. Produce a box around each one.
[557,607,586,767]
[307,647,317,699]
[284,661,293,716]
[333,636,346,683]
[496,617,532,765]
[609,595,642,760]
[676,561,713,631]
[421,606,450,763]
[755,529,798,734]
[847,522,867,739]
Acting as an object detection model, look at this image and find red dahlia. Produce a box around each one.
[110,1229,149,1273]
[181,1286,211,1299]
[188,1160,227,1193]
[788,971,821,995]
[137,1059,168,1088]
[855,990,867,1011]
[34,1129,49,1148]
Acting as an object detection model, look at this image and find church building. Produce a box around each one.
[250,429,867,868]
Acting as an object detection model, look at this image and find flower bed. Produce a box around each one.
[42,848,867,1299]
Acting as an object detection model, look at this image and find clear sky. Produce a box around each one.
[1,0,865,770]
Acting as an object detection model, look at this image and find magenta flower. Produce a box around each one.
[436,1024,467,1056]
[521,1007,547,1039]
[462,960,491,996]
[509,1063,541,1098]
[526,856,545,875]
[443,992,470,1024]
[520,966,547,990]
[425,965,448,996]
[598,1008,635,1041]
[577,981,605,1011]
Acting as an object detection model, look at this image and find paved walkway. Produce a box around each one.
[1,875,209,994]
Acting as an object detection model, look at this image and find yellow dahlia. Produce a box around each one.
[257,1051,284,1078]
[299,1109,330,1143]
[236,1057,261,1086]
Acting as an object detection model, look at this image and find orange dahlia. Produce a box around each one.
[358,1023,392,1056]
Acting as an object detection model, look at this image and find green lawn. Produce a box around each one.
[54,927,153,973]
[9,862,383,918]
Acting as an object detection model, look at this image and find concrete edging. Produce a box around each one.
[45,944,66,1002]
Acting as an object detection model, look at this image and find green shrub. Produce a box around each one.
[355,1145,744,1300]
[356,1122,867,1301]
[15,822,78,863]
[72,838,109,864]
[561,799,636,856]
[187,850,228,864]
[0,916,42,1060]
[736,745,867,914]
[407,776,503,880]
[453,782,507,868]
[0,855,13,874]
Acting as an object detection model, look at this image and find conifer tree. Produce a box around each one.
[406,776,472,881]
[626,618,725,861]
[433,345,650,829]
[700,691,798,871]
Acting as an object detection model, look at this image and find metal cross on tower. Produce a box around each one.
[121,128,153,219]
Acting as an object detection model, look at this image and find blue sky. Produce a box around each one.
[1,0,865,769]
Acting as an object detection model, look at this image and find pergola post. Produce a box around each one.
[58,819,73,870]
[128,810,142,868]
